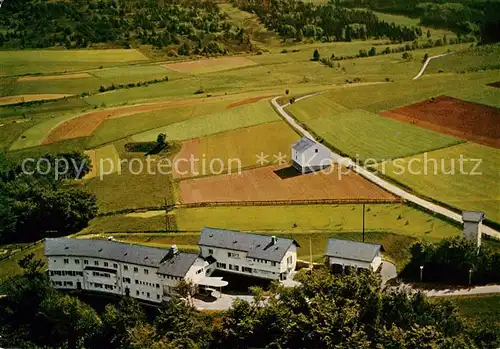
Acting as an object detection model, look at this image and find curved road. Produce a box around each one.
[271,96,500,239]
[413,53,451,80]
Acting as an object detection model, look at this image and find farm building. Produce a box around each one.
[291,137,332,173]
[462,211,485,248]
[198,227,299,281]
[325,238,383,273]
[44,238,218,304]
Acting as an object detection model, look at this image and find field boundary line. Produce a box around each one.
[413,53,451,80]
[271,95,500,240]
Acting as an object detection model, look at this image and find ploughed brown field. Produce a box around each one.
[178,164,396,204]
[381,96,500,148]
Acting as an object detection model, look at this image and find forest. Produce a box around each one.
[230,0,421,42]
[1,256,499,349]
[337,0,500,42]
[0,0,251,53]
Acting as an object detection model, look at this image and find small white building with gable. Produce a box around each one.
[198,227,299,281]
[462,211,485,248]
[44,238,208,303]
[291,137,332,173]
[325,238,383,273]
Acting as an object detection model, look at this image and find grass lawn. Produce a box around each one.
[437,294,500,327]
[5,138,88,164]
[131,100,280,142]
[381,142,500,223]
[89,64,175,83]
[84,144,121,179]
[0,243,45,284]
[427,44,500,74]
[172,204,461,239]
[301,108,461,161]
[173,121,300,177]
[0,49,149,77]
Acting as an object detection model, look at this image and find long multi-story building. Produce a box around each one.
[44,238,207,303]
[45,227,300,302]
[199,227,299,281]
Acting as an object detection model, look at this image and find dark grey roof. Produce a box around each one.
[199,227,299,263]
[45,238,169,268]
[462,211,485,223]
[292,137,316,152]
[157,253,199,277]
[325,239,383,262]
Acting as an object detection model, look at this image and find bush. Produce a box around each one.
[312,49,320,61]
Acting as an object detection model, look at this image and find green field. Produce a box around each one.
[0,49,149,77]
[382,142,500,223]
[131,100,280,142]
[0,243,45,283]
[288,106,461,161]
[438,294,500,327]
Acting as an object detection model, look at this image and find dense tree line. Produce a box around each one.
[230,0,420,42]
[337,0,500,41]
[0,152,97,243]
[0,0,250,52]
[402,236,500,285]
[1,256,499,348]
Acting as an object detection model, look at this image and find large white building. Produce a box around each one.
[199,227,299,281]
[325,238,383,273]
[44,238,209,303]
[291,137,332,174]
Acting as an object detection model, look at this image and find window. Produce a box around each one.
[208,248,213,255]
[135,280,139,284]
[105,284,113,290]
[157,295,160,300]
[134,267,138,273]
[144,269,149,275]
[196,268,203,274]
[84,260,88,265]
[94,283,103,289]
[74,259,80,264]
[216,262,226,269]
[242,267,252,273]
[124,265,128,271]
[136,290,139,296]
[123,277,131,283]
[63,281,73,286]
[104,262,108,267]
[227,252,239,259]
[113,263,118,268]
[147,292,150,298]
[156,283,160,288]
[271,262,277,267]
[94,261,99,266]
[63,259,69,264]
[315,149,318,153]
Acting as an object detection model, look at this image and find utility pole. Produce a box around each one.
[164,198,169,231]
[362,203,365,242]
[309,236,313,270]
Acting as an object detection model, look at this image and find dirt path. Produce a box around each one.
[413,53,451,80]
[271,95,500,240]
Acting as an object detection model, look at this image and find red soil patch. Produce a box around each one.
[42,98,222,144]
[179,164,396,204]
[381,96,500,148]
[487,81,500,88]
[226,95,274,109]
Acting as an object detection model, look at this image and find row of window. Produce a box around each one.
[92,271,111,278]
[135,290,160,300]
[217,263,276,276]
[52,281,73,287]
[50,270,83,277]
[134,279,160,288]
[162,275,182,281]
[60,259,151,275]
[90,282,115,290]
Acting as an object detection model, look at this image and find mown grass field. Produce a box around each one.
[173,121,299,178]
[0,49,149,77]
[0,243,45,284]
[131,100,279,142]
[381,142,500,223]
[84,144,121,179]
[288,106,461,161]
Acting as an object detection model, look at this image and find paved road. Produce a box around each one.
[424,285,500,297]
[271,96,500,240]
[413,53,451,80]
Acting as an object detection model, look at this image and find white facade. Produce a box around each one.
[327,251,382,273]
[291,138,332,173]
[462,211,484,249]
[46,241,206,304]
[199,243,297,280]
